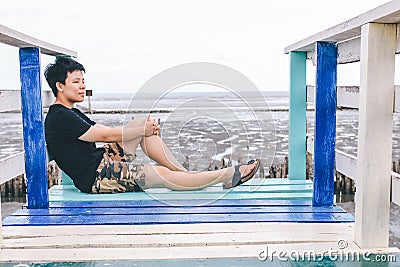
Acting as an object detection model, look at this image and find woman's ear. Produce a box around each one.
[56,82,63,92]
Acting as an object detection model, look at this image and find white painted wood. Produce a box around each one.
[307,37,362,65]
[392,173,400,205]
[306,50,316,65]
[0,24,76,57]
[284,1,400,53]
[394,86,400,113]
[307,86,360,109]
[3,223,354,238]
[335,150,357,180]
[42,90,55,107]
[0,90,21,112]
[355,23,396,249]
[308,85,400,111]
[306,134,314,154]
[0,152,25,184]
[308,127,400,204]
[336,86,360,109]
[306,85,315,103]
[1,222,399,261]
[337,37,361,64]
[307,136,356,181]
[3,230,354,249]
[396,24,400,54]
[0,243,360,262]
[0,89,56,112]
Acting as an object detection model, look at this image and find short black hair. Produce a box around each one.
[44,57,85,97]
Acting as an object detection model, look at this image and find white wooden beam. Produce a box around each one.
[0,24,76,57]
[0,152,25,184]
[308,30,400,65]
[42,90,55,107]
[307,85,400,111]
[396,24,400,54]
[355,23,396,249]
[394,86,400,113]
[307,86,360,109]
[284,1,400,53]
[336,86,360,109]
[307,37,362,65]
[306,136,357,180]
[337,37,361,64]
[335,150,357,180]
[392,172,400,205]
[0,90,21,112]
[0,90,55,112]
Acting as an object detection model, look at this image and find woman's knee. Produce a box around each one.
[143,165,170,187]
[126,117,146,128]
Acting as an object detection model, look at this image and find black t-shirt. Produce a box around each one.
[45,104,105,193]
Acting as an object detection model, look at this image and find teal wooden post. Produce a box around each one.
[62,172,74,186]
[288,52,307,180]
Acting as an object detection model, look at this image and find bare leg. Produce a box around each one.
[141,135,187,171]
[122,117,187,171]
[142,160,259,190]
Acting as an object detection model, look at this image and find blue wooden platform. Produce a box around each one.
[3,179,354,226]
[3,199,354,226]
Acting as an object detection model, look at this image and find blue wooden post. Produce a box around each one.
[289,52,307,180]
[19,48,49,208]
[313,42,337,206]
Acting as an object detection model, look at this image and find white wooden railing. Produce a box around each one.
[306,85,400,204]
[284,0,400,248]
[0,91,55,184]
[0,23,76,247]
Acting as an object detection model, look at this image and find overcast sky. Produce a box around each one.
[0,0,391,93]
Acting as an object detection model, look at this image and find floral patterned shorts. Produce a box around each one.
[91,143,146,193]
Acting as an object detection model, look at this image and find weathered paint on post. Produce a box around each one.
[19,47,49,208]
[289,52,307,180]
[355,23,396,248]
[312,42,337,207]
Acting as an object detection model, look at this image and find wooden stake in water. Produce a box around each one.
[86,89,93,114]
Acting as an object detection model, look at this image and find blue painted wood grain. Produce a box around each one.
[7,198,354,226]
[313,42,338,207]
[289,52,307,180]
[19,48,49,209]
[12,206,346,216]
[3,212,354,226]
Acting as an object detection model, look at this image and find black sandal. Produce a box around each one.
[223,159,260,189]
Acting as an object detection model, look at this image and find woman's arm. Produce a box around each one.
[78,117,159,143]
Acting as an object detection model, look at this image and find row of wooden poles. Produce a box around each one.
[7,152,399,198]
[1,161,61,198]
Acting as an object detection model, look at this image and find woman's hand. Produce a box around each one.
[145,115,160,136]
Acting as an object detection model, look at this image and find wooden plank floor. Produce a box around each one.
[47,178,314,201]
[1,178,377,262]
[2,179,354,226]
[3,200,354,226]
[2,223,399,261]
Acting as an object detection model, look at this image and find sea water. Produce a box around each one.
[2,90,399,163]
